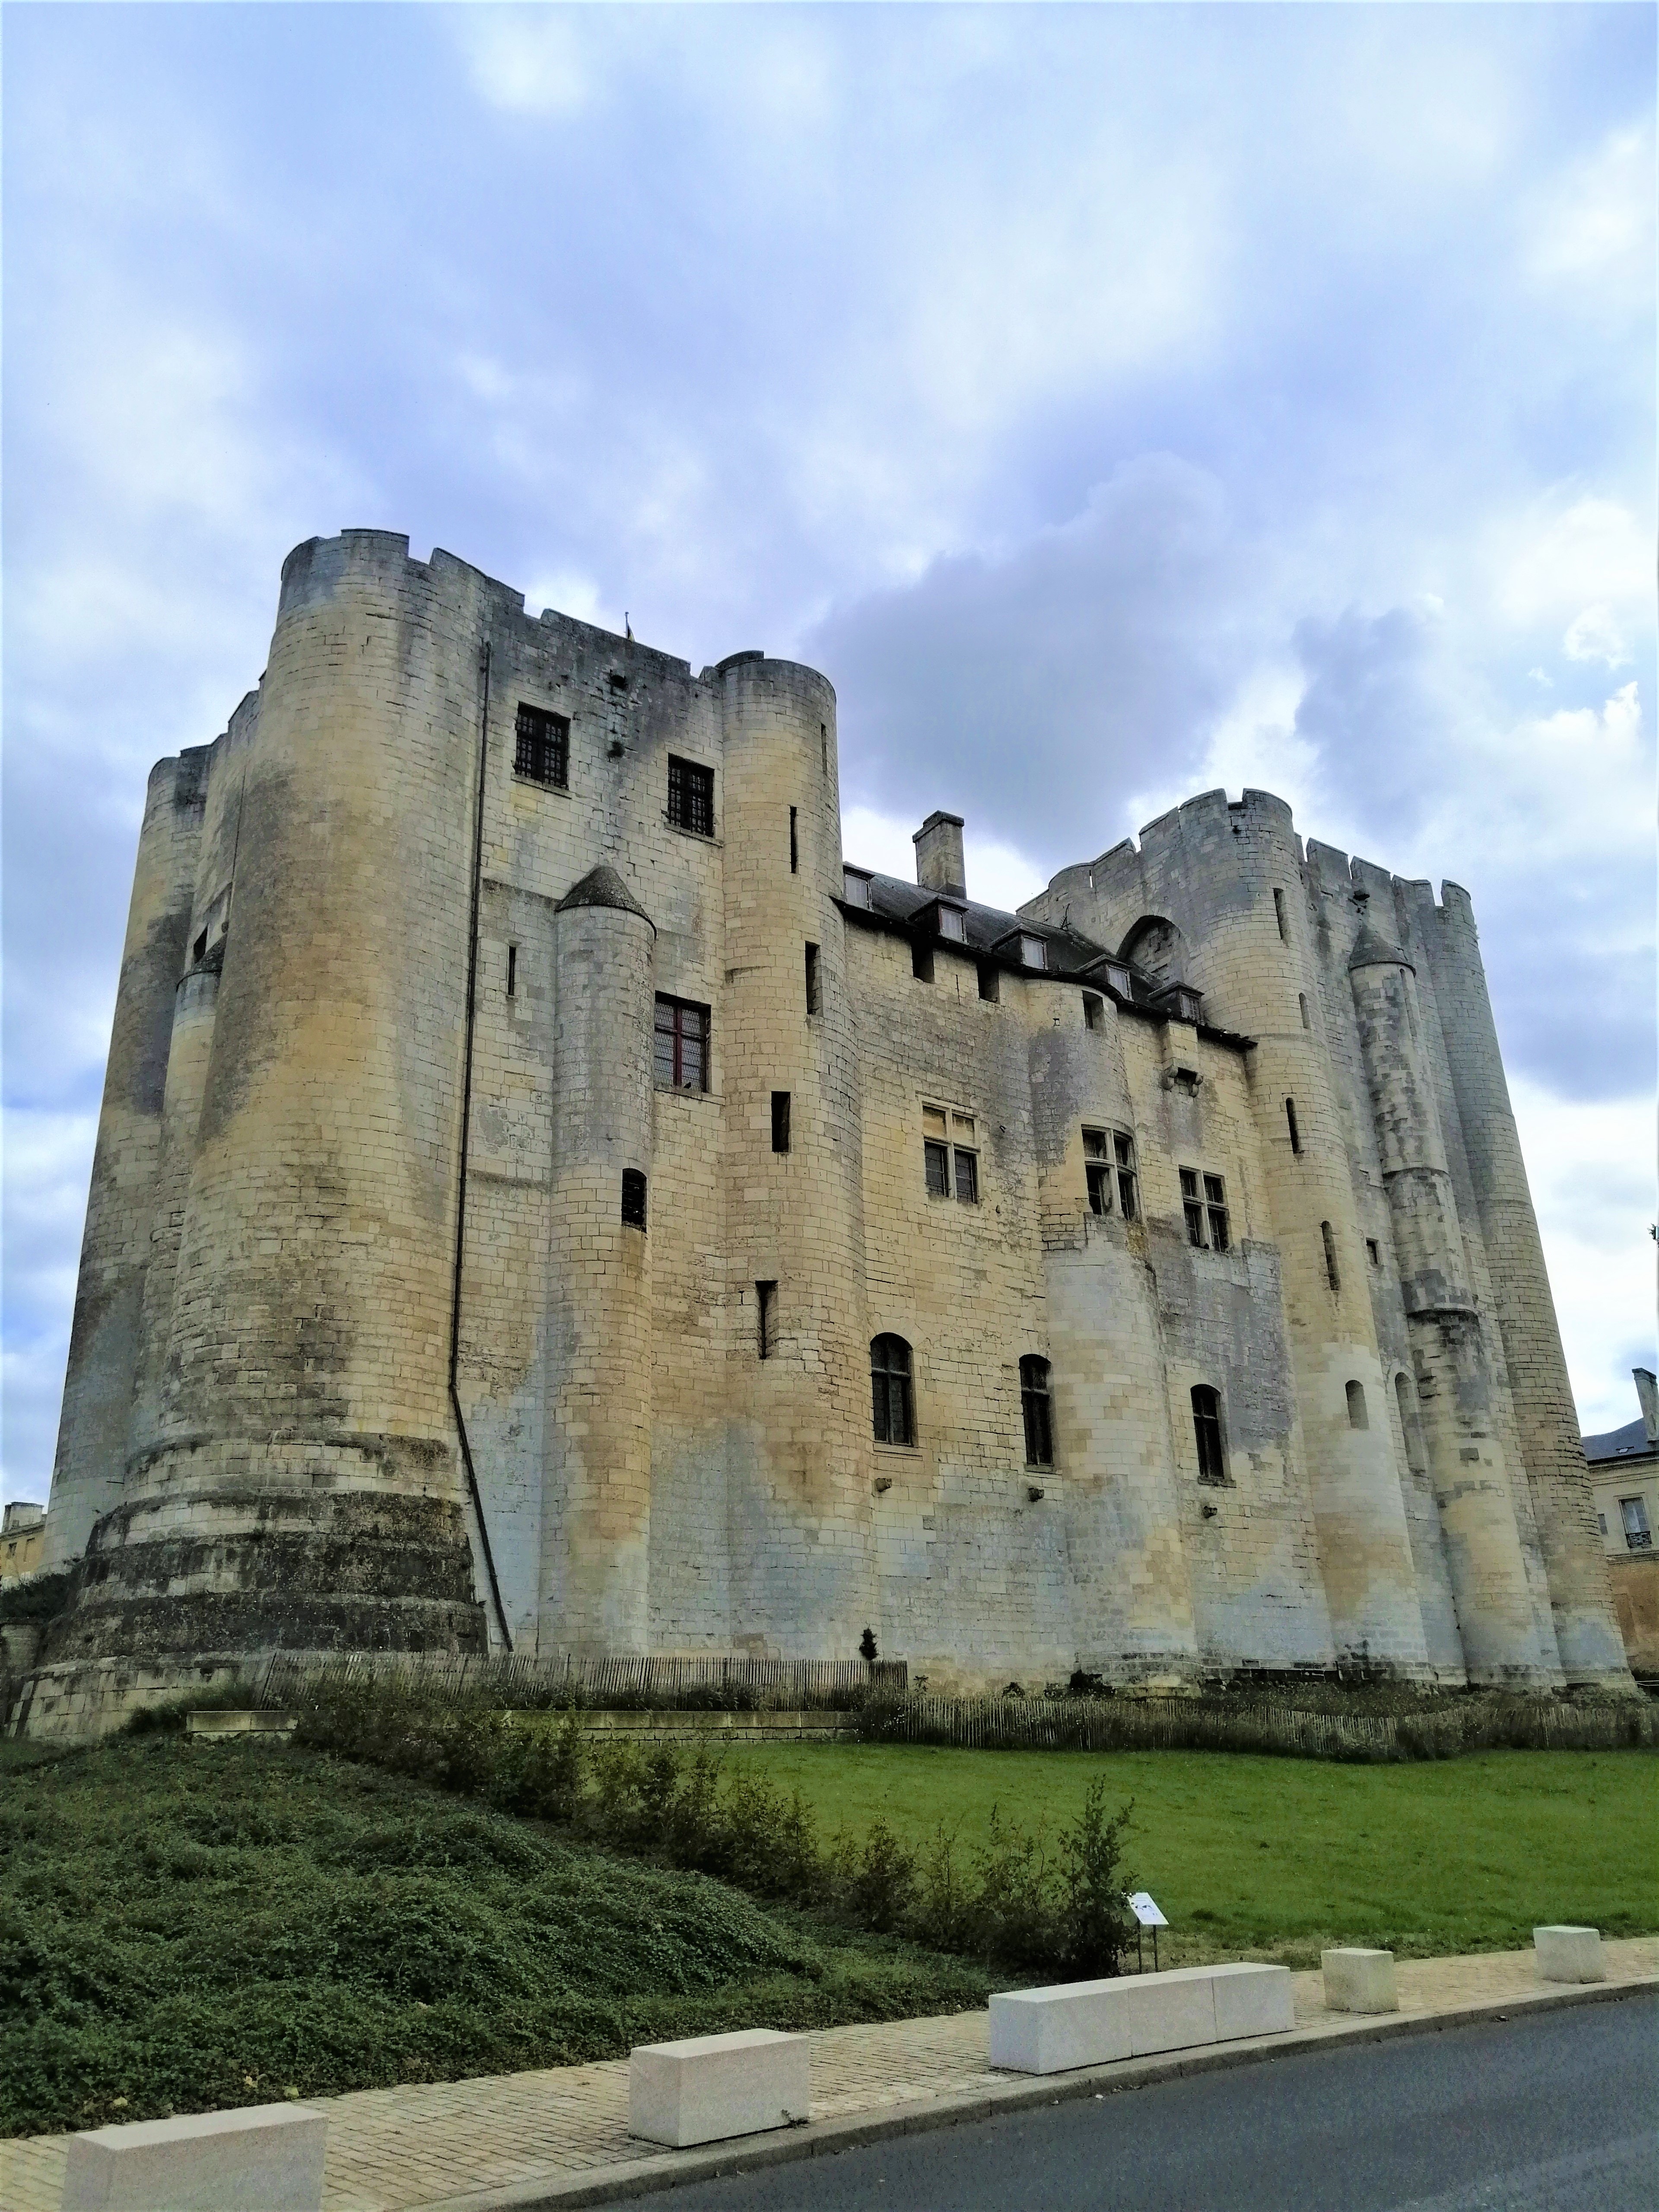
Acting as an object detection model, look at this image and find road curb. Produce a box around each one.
[417,1973,1658,2212]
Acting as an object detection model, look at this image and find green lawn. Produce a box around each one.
[0,1737,991,2140]
[733,1744,1658,1966]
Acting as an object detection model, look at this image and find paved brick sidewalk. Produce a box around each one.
[6,1940,1654,2212]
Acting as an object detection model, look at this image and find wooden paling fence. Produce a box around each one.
[251,1650,904,1710]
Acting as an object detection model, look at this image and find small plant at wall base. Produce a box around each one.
[859,1627,878,1666]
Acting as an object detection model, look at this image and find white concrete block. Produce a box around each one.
[60,2103,326,2212]
[628,2028,810,2148]
[1122,1965,1219,2056]
[1533,1926,1604,1983]
[1322,1948,1398,2014]
[989,1980,1132,2074]
[1207,1961,1297,2040]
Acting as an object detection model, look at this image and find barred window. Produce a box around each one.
[871,1334,915,1448]
[1020,1355,1053,1468]
[667,754,715,836]
[1192,1385,1227,1484]
[653,995,709,1092]
[515,703,569,789]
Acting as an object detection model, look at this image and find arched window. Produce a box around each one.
[871,1335,915,1448]
[1192,1385,1227,1484]
[1346,1380,1369,1430]
[1020,1356,1053,1467]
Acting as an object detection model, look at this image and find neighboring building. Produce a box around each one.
[1585,1369,1659,1681]
[27,529,1632,1732]
[1,1501,46,1583]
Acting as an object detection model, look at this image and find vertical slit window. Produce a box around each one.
[772,1091,791,1154]
[1020,1355,1054,1467]
[1192,1385,1227,1483]
[514,703,570,789]
[1299,992,1310,1029]
[977,961,999,1002]
[871,1335,915,1447]
[506,943,518,999]
[620,1170,647,1230]
[756,1281,777,1360]
[1346,1379,1368,1429]
[666,754,715,836]
[1322,1220,1341,1294]
[1286,1098,1302,1154]
[789,807,798,874]
[1274,887,1288,941]
[1083,991,1104,1030]
[653,995,710,1092]
[1205,1174,1230,1251]
[805,942,822,1015]
[1114,1130,1139,1220]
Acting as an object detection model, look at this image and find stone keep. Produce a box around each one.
[31,530,1631,1726]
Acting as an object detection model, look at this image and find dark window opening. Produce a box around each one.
[1620,1496,1651,1551]
[1192,1385,1227,1484]
[924,1138,950,1197]
[954,1147,979,1205]
[621,1169,647,1230]
[1084,1128,1111,1215]
[1299,992,1310,1029]
[192,928,208,964]
[1322,1219,1341,1295]
[912,941,934,983]
[871,1334,915,1447]
[1181,1168,1206,1247]
[1115,1129,1139,1220]
[607,669,629,691]
[1274,888,1288,942]
[805,942,822,1015]
[506,943,518,999]
[515,703,570,789]
[1286,1098,1302,1154]
[667,753,715,836]
[821,723,828,775]
[1346,1379,1368,1430]
[1020,1354,1054,1467]
[654,995,709,1092]
[1366,1237,1380,1267]
[977,961,999,1003]
[757,1280,777,1359]
[1083,991,1104,1031]
[789,806,798,874]
[1205,1173,1230,1252]
[772,1091,791,1154]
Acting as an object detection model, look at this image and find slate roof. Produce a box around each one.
[1583,1417,1657,1467]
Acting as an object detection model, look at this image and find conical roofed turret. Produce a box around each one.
[556,864,653,927]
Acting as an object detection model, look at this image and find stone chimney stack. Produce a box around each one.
[914,811,966,899]
[1635,1367,1658,1446]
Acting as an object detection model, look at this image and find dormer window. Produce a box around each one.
[842,866,873,909]
[1107,965,1131,999]
[931,900,968,943]
[1019,934,1047,970]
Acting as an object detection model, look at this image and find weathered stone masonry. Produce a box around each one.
[31,529,1631,1726]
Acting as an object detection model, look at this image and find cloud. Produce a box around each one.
[1497,494,1650,629]
[1563,604,1631,668]
[1526,121,1654,287]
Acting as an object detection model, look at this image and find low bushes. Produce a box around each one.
[286,1679,1137,1979]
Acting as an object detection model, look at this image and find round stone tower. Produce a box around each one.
[541,866,657,1654]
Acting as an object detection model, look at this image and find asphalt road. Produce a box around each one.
[625,1995,1657,2212]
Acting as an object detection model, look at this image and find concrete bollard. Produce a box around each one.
[990,1963,1294,2075]
[628,2028,810,2148]
[1321,1948,1398,2015]
[60,2102,326,2211]
[1533,1926,1604,1984]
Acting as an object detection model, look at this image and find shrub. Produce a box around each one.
[1059,1780,1135,1977]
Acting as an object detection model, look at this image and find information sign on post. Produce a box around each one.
[1128,1891,1168,1973]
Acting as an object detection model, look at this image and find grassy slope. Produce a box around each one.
[733,1745,1658,1964]
[0,1737,991,2141]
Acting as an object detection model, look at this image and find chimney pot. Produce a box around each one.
[914,811,966,899]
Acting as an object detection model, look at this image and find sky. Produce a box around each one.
[3,2,1654,1505]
